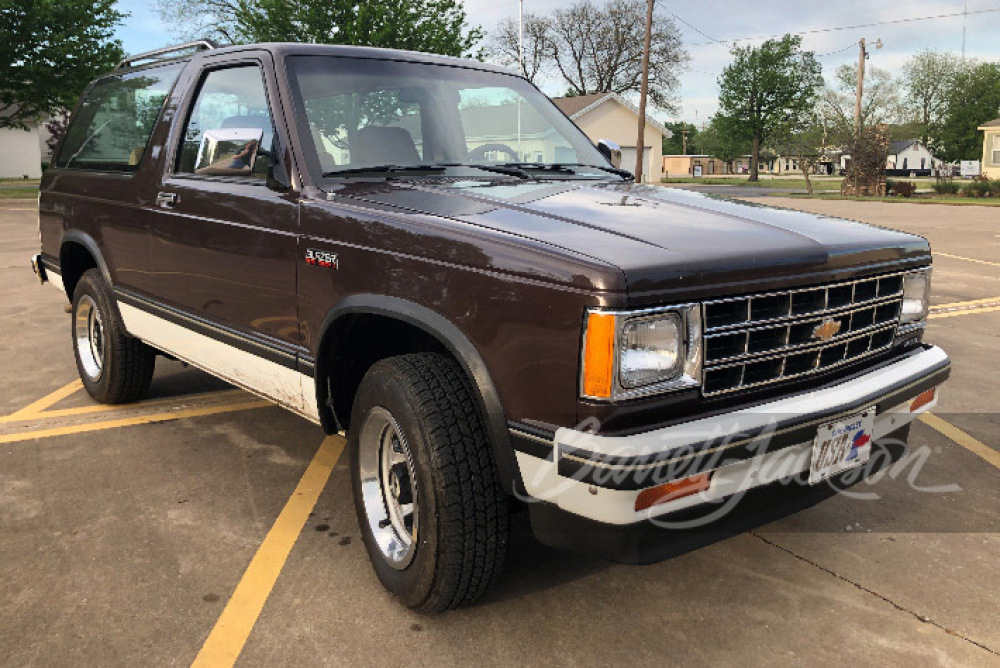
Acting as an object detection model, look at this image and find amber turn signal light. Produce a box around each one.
[634,473,711,512]
[582,312,616,398]
[910,388,936,412]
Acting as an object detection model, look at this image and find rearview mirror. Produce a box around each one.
[194,128,264,176]
[597,139,622,169]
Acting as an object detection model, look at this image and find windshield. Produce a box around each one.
[285,56,612,179]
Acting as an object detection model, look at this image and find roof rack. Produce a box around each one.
[116,40,218,70]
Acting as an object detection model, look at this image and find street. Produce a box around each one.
[1,197,997,666]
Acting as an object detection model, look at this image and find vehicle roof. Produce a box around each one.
[193,42,518,75]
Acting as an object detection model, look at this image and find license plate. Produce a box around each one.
[808,408,875,485]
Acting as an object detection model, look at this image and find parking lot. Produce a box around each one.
[1,197,997,666]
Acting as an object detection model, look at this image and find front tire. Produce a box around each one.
[72,269,155,403]
[349,353,509,612]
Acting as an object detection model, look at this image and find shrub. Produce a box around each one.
[885,178,897,194]
[932,180,961,195]
[893,181,916,197]
[962,180,992,198]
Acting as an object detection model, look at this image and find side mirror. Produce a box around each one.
[597,139,622,168]
[194,128,264,176]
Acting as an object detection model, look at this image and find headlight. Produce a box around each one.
[581,305,701,400]
[620,315,682,388]
[900,269,930,324]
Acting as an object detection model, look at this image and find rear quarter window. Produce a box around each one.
[54,63,183,172]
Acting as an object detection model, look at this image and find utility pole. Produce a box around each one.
[634,0,654,182]
[854,38,866,134]
[518,0,524,75]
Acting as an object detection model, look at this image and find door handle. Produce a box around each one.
[156,191,178,208]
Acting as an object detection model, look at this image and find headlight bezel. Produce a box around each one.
[580,304,702,401]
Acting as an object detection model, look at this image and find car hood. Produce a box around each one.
[331,179,931,305]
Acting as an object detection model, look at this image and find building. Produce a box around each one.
[662,154,730,177]
[0,121,43,179]
[979,118,1000,179]
[551,93,670,182]
[886,139,937,176]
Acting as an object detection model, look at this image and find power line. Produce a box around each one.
[687,6,1000,47]
[816,42,859,58]
[669,11,726,45]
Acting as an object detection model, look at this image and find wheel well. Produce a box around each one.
[60,242,98,300]
[320,314,449,431]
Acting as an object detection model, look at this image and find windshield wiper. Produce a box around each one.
[528,163,633,180]
[322,164,448,178]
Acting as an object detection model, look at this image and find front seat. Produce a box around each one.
[352,126,420,166]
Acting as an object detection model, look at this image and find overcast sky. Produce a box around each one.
[115,0,1000,126]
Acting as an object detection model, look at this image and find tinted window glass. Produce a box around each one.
[55,64,182,171]
[177,66,275,179]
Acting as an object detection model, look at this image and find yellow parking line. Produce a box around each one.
[192,435,345,668]
[3,380,83,420]
[0,389,251,423]
[0,399,271,445]
[920,413,1000,469]
[932,296,1000,310]
[929,305,1000,319]
[935,252,1000,268]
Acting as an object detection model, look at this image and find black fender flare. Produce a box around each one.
[315,294,520,495]
[60,229,114,290]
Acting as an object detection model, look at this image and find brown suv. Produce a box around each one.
[32,41,950,611]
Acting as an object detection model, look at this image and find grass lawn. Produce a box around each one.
[772,193,1000,206]
[0,178,40,186]
[660,177,843,190]
[0,187,39,200]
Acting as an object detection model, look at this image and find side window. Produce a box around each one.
[55,64,182,171]
[177,65,276,179]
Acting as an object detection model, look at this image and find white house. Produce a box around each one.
[887,139,938,176]
[551,93,671,182]
[0,108,59,179]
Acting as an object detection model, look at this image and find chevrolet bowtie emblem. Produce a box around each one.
[812,319,842,341]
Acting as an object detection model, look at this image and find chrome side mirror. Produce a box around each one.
[597,139,622,168]
[194,127,264,176]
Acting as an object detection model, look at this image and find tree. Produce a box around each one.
[820,63,901,143]
[154,0,483,57]
[698,115,750,173]
[661,121,698,155]
[900,50,963,146]
[772,116,826,194]
[934,61,1000,162]
[0,0,125,130]
[487,13,550,83]
[716,35,822,181]
[545,0,689,114]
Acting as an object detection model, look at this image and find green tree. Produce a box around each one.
[900,50,963,146]
[934,62,1000,162]
[155,0,482,57]
[661,121,698,155]
[716,35,822,181]
[771,115,826,194]
[0,0,125,130]
[698,115,750,173]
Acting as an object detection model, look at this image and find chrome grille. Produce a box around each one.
[701,273,904,396]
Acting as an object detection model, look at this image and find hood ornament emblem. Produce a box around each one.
[812,319,842,341]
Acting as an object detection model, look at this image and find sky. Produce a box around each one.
[115,0,1000,126]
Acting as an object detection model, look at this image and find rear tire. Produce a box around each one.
[349,353,509,612]
[72,269,155,404]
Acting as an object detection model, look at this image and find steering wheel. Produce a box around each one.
[465,143,520,163]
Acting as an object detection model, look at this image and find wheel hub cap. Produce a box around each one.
[74,295,105,381]
[358,408,418,569]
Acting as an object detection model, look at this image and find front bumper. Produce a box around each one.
[512,344,949,532]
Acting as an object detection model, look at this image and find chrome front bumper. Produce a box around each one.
[514,345,950,525]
